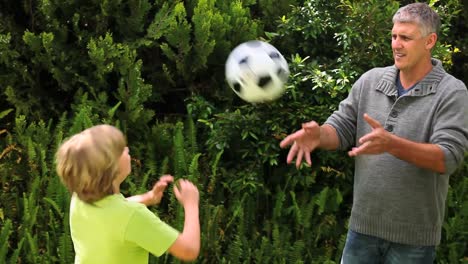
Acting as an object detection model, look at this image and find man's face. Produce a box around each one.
[391,22,434,72]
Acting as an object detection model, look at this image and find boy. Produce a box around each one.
[56,124,200,263]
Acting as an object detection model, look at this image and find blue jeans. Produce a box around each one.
[341,230,435,264]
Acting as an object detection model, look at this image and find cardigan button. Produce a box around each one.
[386,125,394,132]
[390,111,398,118]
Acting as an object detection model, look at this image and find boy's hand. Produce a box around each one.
[173,179,199,208]
[126,175,174,206]
[147,175,174,205]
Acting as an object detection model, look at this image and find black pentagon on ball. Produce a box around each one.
[258,75,272,89]
[245,40,263,48]
[269,52,280,59]
[239,56,249,65]
[232,82,242,93]
[277,67,288,82]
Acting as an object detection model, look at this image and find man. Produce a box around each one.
[280,3,468,263]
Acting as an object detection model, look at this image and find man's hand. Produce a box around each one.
[348,114,393,156]
[280,121,321,168]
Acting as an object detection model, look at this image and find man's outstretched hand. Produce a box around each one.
[348,114,393,157]
[280,121,321,168]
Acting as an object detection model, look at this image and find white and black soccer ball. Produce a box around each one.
[225,40,289,103]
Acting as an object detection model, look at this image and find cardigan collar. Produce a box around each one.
[376,58,446,97]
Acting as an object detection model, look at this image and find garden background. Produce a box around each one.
[1,0,467,263]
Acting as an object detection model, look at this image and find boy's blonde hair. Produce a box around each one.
[56,124,127,203]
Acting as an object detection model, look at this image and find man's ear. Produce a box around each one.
[426,32,437,50]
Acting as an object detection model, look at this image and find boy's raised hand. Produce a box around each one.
[148,175,174,205]
[126,175,174,206]
[173,179,199,208]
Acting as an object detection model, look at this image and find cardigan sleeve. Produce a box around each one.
[430,79,468,175]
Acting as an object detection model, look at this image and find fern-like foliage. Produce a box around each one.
[253,236,273,264]
[0,219,12,261]
[188,153,201,184]
[58,211,74,264]
[192,0,217,71]
[272,186,286,220]
[7,237,23,264]
[226,234,243,263]
[21,179,40,233]
[289,191,303,226]
[184,116,198,161]
[69,100,95,135]
[25,231,39,263]
[201,204,224,261]
[271,224,284,262]
[289,239,305,264]
[172,122,187,178]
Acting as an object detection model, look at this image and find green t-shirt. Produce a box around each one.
[70,193,179,264]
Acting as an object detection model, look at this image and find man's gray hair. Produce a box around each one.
[392,3,441,36]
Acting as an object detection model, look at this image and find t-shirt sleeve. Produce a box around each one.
[124,205,180,257]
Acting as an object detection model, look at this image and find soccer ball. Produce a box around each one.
[225,40,289,103]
